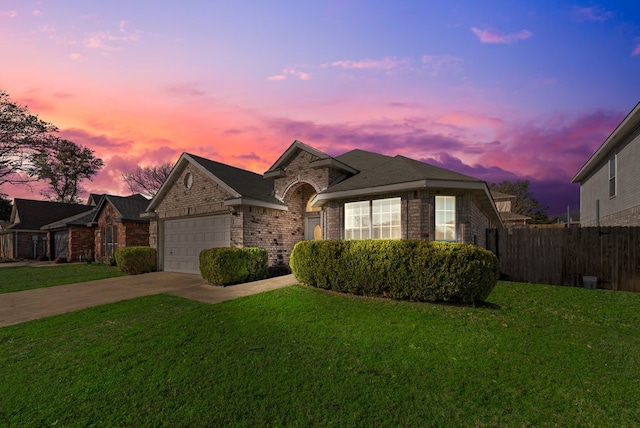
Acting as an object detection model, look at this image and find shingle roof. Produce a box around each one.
[334,149,392,172]
[188,153,284,206]
[326,151,482,193]
[8,199,94,231]
[102,194,150,221]
[41,209,97,230]
[490,191,516,200]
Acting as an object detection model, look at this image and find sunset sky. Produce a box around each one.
[1,0,639,215]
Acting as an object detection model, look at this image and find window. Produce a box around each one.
[344,197,401,240]
[609,154,616,198]
[435,196,456,241]
[102,215,118,257]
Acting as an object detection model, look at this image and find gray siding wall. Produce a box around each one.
[580,125,640,226]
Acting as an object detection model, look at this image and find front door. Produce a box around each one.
[305,216,321,240]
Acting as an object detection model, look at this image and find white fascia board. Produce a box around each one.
[224,198,289,211]
[314,179,485,204]
[146,153,188,212]
[140,211,157,219]
[572,102,640,183]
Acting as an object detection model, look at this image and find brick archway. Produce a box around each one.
[281,182,320,254]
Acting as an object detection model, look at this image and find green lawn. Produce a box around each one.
[1,282,639,426]
[0,263,125,294]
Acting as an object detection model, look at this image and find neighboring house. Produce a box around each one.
[90,194,150,262]
[41,194,150,262]
[41,209,96,261]
[145,140,502,274]
[491,191,530,227]
[572,102,640,226]
[0,199,93,259]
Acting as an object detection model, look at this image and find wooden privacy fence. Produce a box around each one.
[485,227,640,292]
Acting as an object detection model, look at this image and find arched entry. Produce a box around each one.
[282,182,322,241]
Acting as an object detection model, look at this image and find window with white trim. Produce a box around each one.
[345,197,401,240]
[435,196,456,241]
[609,154,616,198]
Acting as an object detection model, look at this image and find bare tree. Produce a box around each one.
[28,138,104,203]
[0,90,57,186]
[122,162,173,198]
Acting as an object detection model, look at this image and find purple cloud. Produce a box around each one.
[59,128,133,149]
[471,27,533,44]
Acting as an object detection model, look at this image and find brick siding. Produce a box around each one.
[581,203,640,227]
[95,201,150,262]
[324,189,490,246]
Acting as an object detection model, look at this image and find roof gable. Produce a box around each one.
[572,101,640,183]
[92,194,150,223]
[264,140,331,175]
[147,152,286,212]
[264,140,357,178]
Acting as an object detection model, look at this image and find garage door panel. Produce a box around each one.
[163,215,230,274]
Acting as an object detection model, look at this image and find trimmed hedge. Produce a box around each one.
[199,247,268,285]
[115,246,157,275]
[289,240,499,303]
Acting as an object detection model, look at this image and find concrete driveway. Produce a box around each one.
[0,272,297,327]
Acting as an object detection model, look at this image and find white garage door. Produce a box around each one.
[163,215,231,274]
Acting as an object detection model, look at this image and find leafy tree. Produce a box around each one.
[490,180,549,224]
[0,193,11,221]
[0,90,56,186]
[27,138,104,203]
[122,162,172,198]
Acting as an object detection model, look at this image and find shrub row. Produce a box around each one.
[115,246,157,275]
[199,247,268,285]
[289,240,499,303]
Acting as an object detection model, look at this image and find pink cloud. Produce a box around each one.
[633,40,640,57]
[267,68,310,81]
[0,10,17,18]
[471,27,533,44]
[59,128,133,150]
[13,96,55,113]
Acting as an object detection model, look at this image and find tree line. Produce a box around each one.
[0,90,172,220]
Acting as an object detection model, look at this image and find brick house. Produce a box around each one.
[490,191,530,228]
[41,209,97,261]
[145,141,503,274]
[90,194,150,262]
[40,194,150,262]
[0,199,93,259]
[572,102,640,226]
